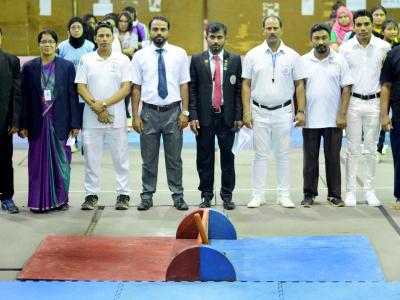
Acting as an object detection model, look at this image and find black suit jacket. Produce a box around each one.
[20,56,80,140]
[189,50,242,127]
[0,49,21,135]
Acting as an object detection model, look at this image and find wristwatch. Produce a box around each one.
[181,110,190,117]
[103,101,108,109]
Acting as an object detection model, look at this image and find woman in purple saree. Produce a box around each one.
[19,30,80,212]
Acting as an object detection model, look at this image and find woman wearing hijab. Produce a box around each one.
[19,30,80,212]
[58,17,95,153]
[330,7,353,52]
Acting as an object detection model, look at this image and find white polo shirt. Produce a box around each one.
[339,35,390,95]
[242,40,306,106]
[302,48,354,128]
[75,50,132,129]
[131,42,190,105]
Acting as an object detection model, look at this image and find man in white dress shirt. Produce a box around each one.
[131,16,190,211]
[75,22,132,210]
[242,15,307,208]
[339,9,390,207]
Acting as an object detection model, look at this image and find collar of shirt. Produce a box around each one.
[351,34,381,49]
[150,41,171,53]
[307,47,335,62]
[133,20,138,26]
[208,49,224,61]
[94,50,117,61]
[262,40,286,54]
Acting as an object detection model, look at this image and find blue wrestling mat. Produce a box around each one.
[1,281,399,300]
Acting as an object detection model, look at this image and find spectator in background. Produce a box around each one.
[57,17,95,154]
[330,7,353,52]
[329,12,337,29]
[332,1,345,14]
[82,14,97,44]
[20,30,80,212]
[382,19,399,48]
[103,14,123,53]
[115,12,138,59]
[122,6,150,49]
[371,5,387,38]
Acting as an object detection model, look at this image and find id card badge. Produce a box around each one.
[44,89,52,102]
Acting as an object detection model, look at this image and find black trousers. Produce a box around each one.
[196,112,235,201]
[0,134,14,200]
[303,128,342,198]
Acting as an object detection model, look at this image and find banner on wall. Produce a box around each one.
[346,0,367,11]
[381,0,400,8]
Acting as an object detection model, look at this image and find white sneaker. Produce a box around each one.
[277,196,295,208]
[247,196,265,208]
[376,152,381,164]
[365,191,381,207]
[70,144,78,153]
[344,191,357,207]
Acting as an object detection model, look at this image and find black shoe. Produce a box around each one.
[174,198,189,210]
[301,194,315,207]
[199,198,211,208]
[138,198,153,211]
[81,195,99,210]
[56,203,70,211]
[223,200,235,210]
[327,197,345,207]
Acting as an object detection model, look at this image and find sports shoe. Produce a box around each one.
[138,198,153,211]
[247,196,265,208]
[376,152,381,164]
[199,198,211,208]
[277,196,295,208]
[344,191,357,207]
[327,197,345,207]
[301,194,315,207]
[70,144,79,153]
[81,195,99,210]
[174,198,189,210]
[223,200,235,210]
[364,191,381,207]
[1,199,19,213]
[115,195,130,210]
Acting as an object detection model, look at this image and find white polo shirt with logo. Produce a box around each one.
[242,40,306,106]
[75,50,131,129]
[302,48,354,128]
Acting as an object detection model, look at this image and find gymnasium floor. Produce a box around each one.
[1,129,400,299]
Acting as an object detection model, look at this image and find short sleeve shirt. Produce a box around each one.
[302,48,354,128]
[242,41,306,106]
[381,46,400,121]
[131,42,190,105]
[75,51,132,129]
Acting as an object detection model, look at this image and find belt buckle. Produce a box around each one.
[214,107,222,114]
[361,95,368,100]
[267,105,275,109]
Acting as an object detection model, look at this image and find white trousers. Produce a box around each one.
[251,104,293,198]
[345,96,381,192]
[82,127,131,196]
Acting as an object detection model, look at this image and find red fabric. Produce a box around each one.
[213,56,222,109]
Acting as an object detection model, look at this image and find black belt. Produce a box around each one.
[143,101,180,112]
[253,100,291,110]
[351,92,380,100]
[213,106,224,114]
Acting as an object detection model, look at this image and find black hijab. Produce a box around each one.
[68,17,85,49]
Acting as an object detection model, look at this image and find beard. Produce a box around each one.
[315,45,327,54]
[153,35,168,46]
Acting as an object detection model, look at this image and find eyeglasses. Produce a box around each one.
[96,21,113,29]
[39,40,56,45]
[70,26,83,31]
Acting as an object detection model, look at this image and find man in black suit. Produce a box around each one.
[189,22,242,210]
[0,27,22,213]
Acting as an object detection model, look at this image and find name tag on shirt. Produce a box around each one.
[44,89,52,101]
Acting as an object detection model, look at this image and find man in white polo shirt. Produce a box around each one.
[75,21,132,210]
[301,23,353,208]
[131,16,190,211]
[242,15,307,208]
[339,9,390,207]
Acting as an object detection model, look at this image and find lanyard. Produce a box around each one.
[40,60,55,88]
[271,52,277,83]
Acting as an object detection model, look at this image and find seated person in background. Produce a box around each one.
[330,7,353,52]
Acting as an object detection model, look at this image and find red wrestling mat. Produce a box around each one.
[17,235,197,281]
